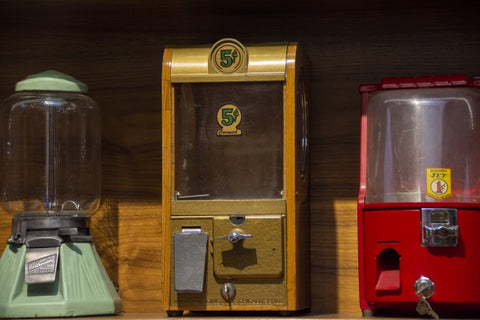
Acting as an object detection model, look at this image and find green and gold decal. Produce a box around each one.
[209,38,248,74]
[217,104,242,136]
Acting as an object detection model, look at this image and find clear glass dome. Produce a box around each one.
[366,87,480,203]
[0,76,101,216]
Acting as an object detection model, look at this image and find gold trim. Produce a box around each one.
[171,199,286,215]
[170,40,288,82]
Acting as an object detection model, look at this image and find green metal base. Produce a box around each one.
[0,242,122,318]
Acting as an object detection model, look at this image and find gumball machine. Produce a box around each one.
[162,39,310,316]
[358,75,480,318]
[0,70,121,317]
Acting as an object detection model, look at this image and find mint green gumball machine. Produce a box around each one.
[0,70,121,317]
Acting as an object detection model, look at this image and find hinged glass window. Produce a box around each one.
[174,82,283,200]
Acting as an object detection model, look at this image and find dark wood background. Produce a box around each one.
[0,0,479,315]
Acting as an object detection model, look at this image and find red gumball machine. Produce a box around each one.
[358,75,480,318]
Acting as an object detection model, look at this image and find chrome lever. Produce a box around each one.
[217,231,252,243]
[421,208,458,247]
[424,225,459,239]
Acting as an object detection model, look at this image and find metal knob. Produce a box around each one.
[217,231,252,243]
[414,276,436,299]
[220,283,236,302]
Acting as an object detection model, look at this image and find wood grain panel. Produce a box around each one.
[0,0,479,315]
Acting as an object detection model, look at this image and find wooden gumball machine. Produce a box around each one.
[162,39,310,316]
[358,75,480,318]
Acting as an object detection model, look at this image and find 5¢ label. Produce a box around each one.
[217,104,242,136]
[210,39,247,74]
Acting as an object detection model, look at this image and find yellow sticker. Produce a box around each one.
[216,104,242,136]
[426,168,452,199]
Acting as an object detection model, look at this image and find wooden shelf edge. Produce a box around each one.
[35,313,406,320]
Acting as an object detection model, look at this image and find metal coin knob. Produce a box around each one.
[217,231,252,243]
[220,283,236,302]
[414,276,436,299]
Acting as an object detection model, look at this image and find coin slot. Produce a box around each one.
[229,216,245,225]
[430,210,449,223]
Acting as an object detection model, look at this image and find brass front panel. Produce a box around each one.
[213,215,284,279]
[171,199,286,215]
[170,216,287,309]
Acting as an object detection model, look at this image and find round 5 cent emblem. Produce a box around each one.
[217,104,242,136]
[210,39,247,74]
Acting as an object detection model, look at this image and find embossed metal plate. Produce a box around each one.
[25,247,59,284]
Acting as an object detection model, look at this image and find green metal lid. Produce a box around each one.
[15,70,88,93]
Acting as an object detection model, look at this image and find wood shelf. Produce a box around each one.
[43,314,374,320]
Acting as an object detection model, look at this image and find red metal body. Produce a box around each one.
[358,75,480,315]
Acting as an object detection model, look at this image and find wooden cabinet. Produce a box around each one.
[0,0,479,317]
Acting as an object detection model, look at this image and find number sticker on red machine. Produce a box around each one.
[426,168,452,199]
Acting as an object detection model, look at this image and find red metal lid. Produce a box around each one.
[359,75,480,93]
